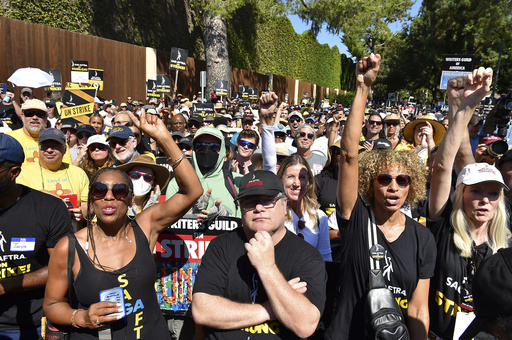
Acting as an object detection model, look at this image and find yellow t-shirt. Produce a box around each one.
[17,162,89,205]
[6,129,72,168]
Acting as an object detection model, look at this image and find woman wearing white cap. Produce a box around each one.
[79,135,116,178]
[428,68,511,339]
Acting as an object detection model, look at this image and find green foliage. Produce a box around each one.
[2,0,92,33]
[227,8,348,90]
[325,91,355,107]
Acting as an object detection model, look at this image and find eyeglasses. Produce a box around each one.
[241,195,282,211]
[109,138,130,148]
[91,182,131,200]
[24,110,46,119]
[298,131,314,139]
[129,171,155,183]
[368,120,382,126]
[88,144,108,152]
[289,117,302,123]
[386,122,399,127]
[188,122,201,128]
[239,140,256,149]
[179,144,192,151]
[77,133,92,139]
[376,174,411,188]
[194,142,221,153]
[40,143,63,151]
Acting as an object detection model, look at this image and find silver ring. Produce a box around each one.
[96,318,100,325]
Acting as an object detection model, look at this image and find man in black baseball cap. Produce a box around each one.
[460,247,512,340]
[192,170,327,339]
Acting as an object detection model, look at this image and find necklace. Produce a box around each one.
[94,223,132,243]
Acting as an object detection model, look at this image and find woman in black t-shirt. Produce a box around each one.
[428,69,511,339]
[325,54,436,340]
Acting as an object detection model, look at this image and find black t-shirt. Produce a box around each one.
[0,185,73,330]
[193,227,327,339]
[0,102,22,130]
[325,196,436,340]
[314,174,337,214]
[427,200,494,340]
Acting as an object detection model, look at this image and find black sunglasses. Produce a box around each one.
[109,138,130,148]
[241,195,282,212]
[24,110,46,119]
[298,131,314,139]
[239,140,256,149]
[129,171,155,183]
[194,142,221,153]
[297,220,306,230]
[376,174,411,188]
[77,133,92,139]
[91,182,131,200]
[289,117,302,123]
[386,122,399,127]
[88,144,107,152]
[188,122,201,128]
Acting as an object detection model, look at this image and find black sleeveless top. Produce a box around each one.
[70,220,170,339]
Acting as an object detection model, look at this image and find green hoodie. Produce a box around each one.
[165,126,242,217]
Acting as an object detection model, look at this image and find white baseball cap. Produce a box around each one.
[86,134,108,148]
[456,163,509,190]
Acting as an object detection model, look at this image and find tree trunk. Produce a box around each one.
[203,11,231,100]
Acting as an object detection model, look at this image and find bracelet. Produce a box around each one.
[167,153,185,168]
[71,309,80,328]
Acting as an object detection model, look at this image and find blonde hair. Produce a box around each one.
[277,154,320,227]
[358,150,426,207]
[450,184,511,257]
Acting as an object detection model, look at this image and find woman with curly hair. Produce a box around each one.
[427,68,510,339]
[325,54,436,340]
[277,154,332,261]
[79,135,116,179]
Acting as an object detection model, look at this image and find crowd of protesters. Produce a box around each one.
[1,53,512,340]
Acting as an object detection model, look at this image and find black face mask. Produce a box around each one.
[196,151,218,174]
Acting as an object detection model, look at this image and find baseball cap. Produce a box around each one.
[86,134,109,148]
[21,99,47,112]
[236,170,285,201]
[43,98,56,107]
[171,131,184,141]
[189,114,204,125]
[372,139,392,150]
[107,125,135,140]
[481,135,502,145]
[60,119,78,131]
[76,125,96,136]
[0,133,24,163]
[273,123,287,134]
[459,247,512,340]
[288,112,303,122]
[38,128,66,146]
[456,163,509,190]
[178,136,193,147]
[205,115,215,123]
[21,87,33,95]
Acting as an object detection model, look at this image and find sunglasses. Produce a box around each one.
[239,140,256,149]
[376,174,411,188]
[24,110,46,119]
[77,133,92,139]
[188,122,201,128]
[241,195,282,212]
[129,171,155,183]
[297,220,306,230]
[369,120,382,126]
[91,182,131,200]
[386,122,399,127]
[40,143,63,151]
[88,144,108,152]
[109,138,130,148]
[194,142,221,153]
[289,117,302,123]
[299,131,314,139]
[179,144,192,151]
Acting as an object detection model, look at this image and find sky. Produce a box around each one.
[288,1,422,58]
